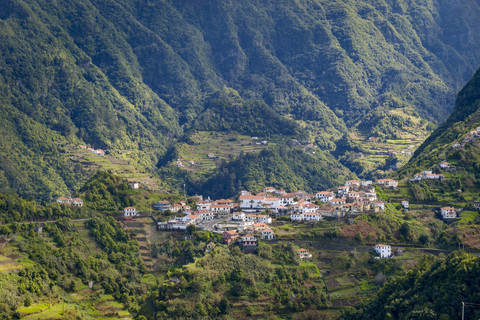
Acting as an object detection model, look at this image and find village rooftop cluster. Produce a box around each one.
[119,179,402,256]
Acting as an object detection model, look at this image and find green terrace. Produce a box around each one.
[175,131,293,174]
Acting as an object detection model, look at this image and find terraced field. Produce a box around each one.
[63,143,166,192]
[122,217,157,272]
[175,131,275,174]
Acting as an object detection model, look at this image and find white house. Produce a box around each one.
[56,197,71,204]
[425,173,445,181]
[210,204,230,216]
[71,198,83,207]
[124,207,137,218]
[128,182,139,189]
[239,195,280,211]
[303,212,321,221]
[196,200,211,210]
[361,180,373,187]
[178,214,198,224]
[232,212,246,221]
[337,186,349,195]
[264,187,276,193]
[440,207,457,219]
[261,228,275,240]
[315,191,335,202]
[245,214,257,222]
[439,162,451,169]
[345,180,361,188]
[198,210,214,221]
[376,179,398,188]
[302,203,319,214]
[241,234,257,247]
[279,193,296,206]
[257,215,273,224]
[290,213,304,221]
[374,244,391,258]
[402,201,409,209]
[297,248,312,260]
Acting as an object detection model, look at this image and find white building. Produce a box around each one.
[315,191,335,202]
[239,195,280,211]
[232,212,246,221]
[337,186,349,195]
[290,213,304,221]
[279,193,296,206]
[302,203,319,214]
[402,201,409,209]
[345,180,361,188]
[196,200,211,210]
[439,162,451,169]
[440,207,456,219]
[210,204,230,216]
[128,182,139,189]
[124,207,137,218]
[374,244,391,258]
[303,213,321,221]
[198,210,214,221]
[261,228,275,240]
[376,179,398,188]
[297,248,312,260]
[361,180,373,187]
[257,215,272,224]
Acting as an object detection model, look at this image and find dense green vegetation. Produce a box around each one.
[160,143,353,199]
[1,0,480,200]
[0,216,145,319]
[192,87,299,137]
[140,241,330,319]
[397,68,480,204]
[343,251,480,320]
[0,193,88,225]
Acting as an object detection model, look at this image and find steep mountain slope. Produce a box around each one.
[1,0,480,200]
[400,67,480,178]
[343,251,480,320]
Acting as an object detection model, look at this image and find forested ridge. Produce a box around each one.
[1,0,480,200]
[342,251,480,320]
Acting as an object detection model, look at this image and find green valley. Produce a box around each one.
[2,0,480,319]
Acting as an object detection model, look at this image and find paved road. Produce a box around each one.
[199,216,232,233]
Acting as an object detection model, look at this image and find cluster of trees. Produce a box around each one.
[0,216,147,317]
[0,193,88,225]
[192,88,299,137]
[162,143,353,199]
[138,236,330,319]
[80,171,135,212]
[343,251,480,320]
